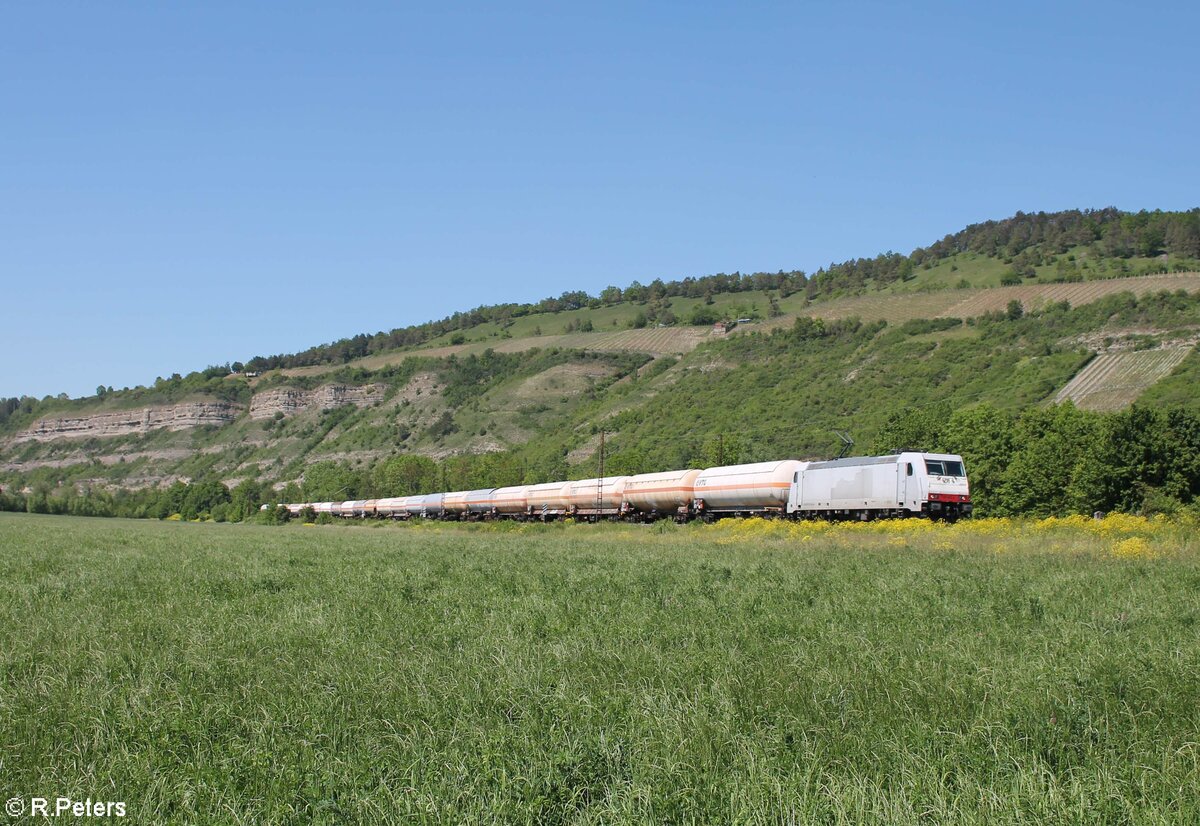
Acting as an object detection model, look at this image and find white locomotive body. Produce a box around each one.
[789,452,971,519]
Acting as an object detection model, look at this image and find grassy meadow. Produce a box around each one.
[0,513,1197,824]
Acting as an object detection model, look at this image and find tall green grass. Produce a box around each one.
[1,514,1196,824]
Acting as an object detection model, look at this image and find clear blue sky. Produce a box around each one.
[3,1,1197,399]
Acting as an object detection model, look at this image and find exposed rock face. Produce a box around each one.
[249,384,384,419]
[16,401,241,442]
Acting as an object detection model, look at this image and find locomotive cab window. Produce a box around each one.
[906,463,913,476]
[924,459,965,477]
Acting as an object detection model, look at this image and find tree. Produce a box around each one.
[605,445,650,476]
[693,433,751,468]
[1165,213,1200,258]
[180,479,230,520]
[1139,225,1166,258]
[372,455,439,496]
[996,404,1098,516]
[1069,406,1200,513]
[229,479,265,521]
[873,402,951,455]
[426,411,457,439]
[940,404,1014,515]
[302,461,363,501]
[154,481,188,518]
[791,316,826,340]
[1006,300,1024,320]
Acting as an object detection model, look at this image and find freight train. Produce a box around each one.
[268,452,972,523]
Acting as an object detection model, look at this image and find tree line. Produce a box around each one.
[239,208,1200,373]
[874,402,1200,517]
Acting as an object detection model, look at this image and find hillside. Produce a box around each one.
[3,208,1200,519]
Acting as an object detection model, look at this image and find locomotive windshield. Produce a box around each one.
[924,459,965,477]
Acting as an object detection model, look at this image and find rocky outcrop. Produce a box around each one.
[249,384,384,419]
[16,401,241,442]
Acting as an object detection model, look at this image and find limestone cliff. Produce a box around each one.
[248,384,384,419]
[16,401,241,442]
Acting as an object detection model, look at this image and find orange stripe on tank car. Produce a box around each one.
[628,481,790,494]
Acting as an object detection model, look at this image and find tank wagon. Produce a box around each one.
[621,468,701,520]
[443,491,471,516]
[491,485,530,516]
[272,452,971,523]
[693,460,803,517]
[464,489,496,517]
[526,481,572,519]
[563,476,628,519]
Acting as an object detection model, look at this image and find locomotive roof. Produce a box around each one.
[806,454,900,470]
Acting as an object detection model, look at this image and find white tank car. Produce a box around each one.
[491,485,530,514]
[463,489,496,514]
[375,497,409,517]
[623,468,702,514]
[443,491,471,515]
[693,460,805,512]
[563,476,629,512]
[418,493,444,517]
[526,481,572,515]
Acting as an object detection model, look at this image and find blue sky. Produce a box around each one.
[2,1,1197,399]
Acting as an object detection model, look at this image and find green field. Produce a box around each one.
[1,514,1198,824]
